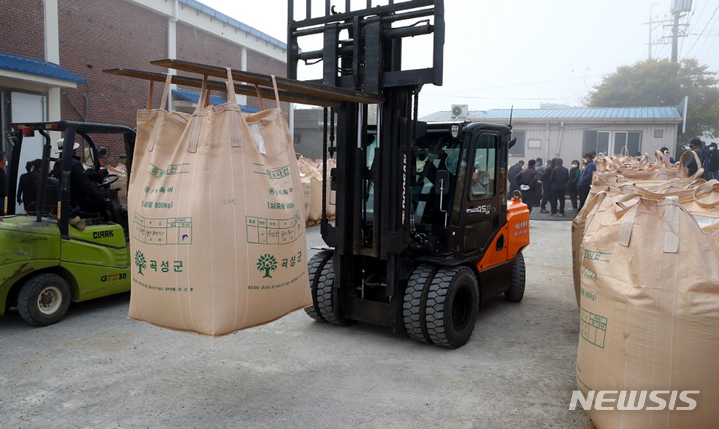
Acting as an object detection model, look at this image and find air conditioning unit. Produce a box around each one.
[451,104,469,119]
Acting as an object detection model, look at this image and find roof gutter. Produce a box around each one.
[478,117,682,124]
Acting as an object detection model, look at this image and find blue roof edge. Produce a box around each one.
[179,0,287,51]
[172,88,260,113]
[473,107,682,120]
[0,51,86,84]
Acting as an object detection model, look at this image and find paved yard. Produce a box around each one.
[0,220,590,429]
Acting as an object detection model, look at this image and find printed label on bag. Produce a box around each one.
[133,213,192,245]
[582,267,598,280]
[583,249,612,262]
[247,270,306,291]
[252,163,291,182]
[580,307,607,349]
[148,163,190,178]
[246,211,303,244]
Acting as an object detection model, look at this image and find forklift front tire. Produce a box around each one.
[305,251,348,325]
[403,264,435,344]
[305,251,333,322]
[18,274,72,327]
[425,266,479,349]
[505,252,526,302]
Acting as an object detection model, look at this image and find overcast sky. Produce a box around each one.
[203,0,719,116]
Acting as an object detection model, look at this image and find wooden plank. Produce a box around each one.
[150,58,383,105]
[103,68,341,107]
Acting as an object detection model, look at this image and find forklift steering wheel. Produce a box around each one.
[94,174,120,188]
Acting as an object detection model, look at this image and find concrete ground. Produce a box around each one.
[0,221,590,429]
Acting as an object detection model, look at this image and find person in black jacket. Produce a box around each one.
[707,143,719,181]
[515,159,540,214]
[57,139,107,222]
[0,151,7,215]
[17,159,41,213]
[685,138,705,178]
[539,158,555,213]
[507,160,524,194]
[549,158,569,216]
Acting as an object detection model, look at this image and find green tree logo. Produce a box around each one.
[135,250,147,276]
[257,254,278,279]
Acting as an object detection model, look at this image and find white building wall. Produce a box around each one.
[507,120,680,163]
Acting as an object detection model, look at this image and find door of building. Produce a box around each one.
[11,92,46,213]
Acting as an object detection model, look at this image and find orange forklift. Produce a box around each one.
[289,0,530,348]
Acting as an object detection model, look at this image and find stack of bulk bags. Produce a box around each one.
[298,170,312,222]
[572,150,705,305]
[573,150,719,428]
[296,156,337,221]
[297,156,322,221]
[128,70,311,336]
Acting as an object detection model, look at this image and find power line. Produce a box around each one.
[698,16,719,64]
[684,3,719,58]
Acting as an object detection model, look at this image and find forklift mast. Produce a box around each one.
[288,0,446,329]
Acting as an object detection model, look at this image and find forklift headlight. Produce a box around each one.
[450,124,460,139]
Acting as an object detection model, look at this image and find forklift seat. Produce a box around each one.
[43,177,60,215]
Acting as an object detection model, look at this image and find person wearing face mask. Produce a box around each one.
[708,143,719,181]
[568,160,581,210]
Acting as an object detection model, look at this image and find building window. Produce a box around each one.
[509,131,525,156]
[654,129,664,138]
[627,131,641,155]
[584,130,641,156]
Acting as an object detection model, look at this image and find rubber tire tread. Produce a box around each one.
[505,252,526,302]
[304,251,333,322]
[425,266,479,349]
[403,264,435,344]
[18,273,71,327]
[315,256,347,325]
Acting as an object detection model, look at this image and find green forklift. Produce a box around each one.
[1,121,134,326]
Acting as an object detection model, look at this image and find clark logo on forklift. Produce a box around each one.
[466,204,496,214]
[93,230,114,239]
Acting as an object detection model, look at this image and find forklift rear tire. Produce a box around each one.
[403,264,435,344]
[505,252,526,303]
[304,251,333,322]
[425,266,479,349]
[18,274,72,327]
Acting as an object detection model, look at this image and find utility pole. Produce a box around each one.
[670,0,692,63]
[671,8,681,62]
[644,3,672,60]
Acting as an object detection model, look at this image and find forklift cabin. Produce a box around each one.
[290,0,530,348]
[0,121,135,326]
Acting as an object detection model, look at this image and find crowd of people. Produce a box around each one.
[507,140,719,217]
[686,137,719,180]
[510,155,595,216]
